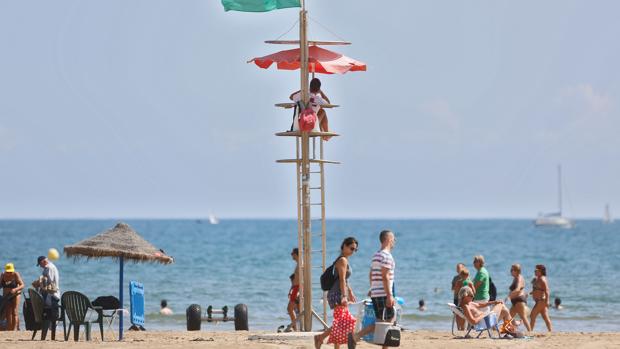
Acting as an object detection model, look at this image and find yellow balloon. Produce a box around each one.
[48,248,60,261]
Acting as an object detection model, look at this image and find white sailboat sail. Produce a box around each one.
[534,165,574,228]
[603,204,613,224]
[208,212,219,225]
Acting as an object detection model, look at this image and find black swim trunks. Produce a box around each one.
[371,296,395,321]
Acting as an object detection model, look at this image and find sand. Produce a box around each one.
[1,330,619,349]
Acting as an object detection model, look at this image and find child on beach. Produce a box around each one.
[451,263,465,305]
[287,248,300,331]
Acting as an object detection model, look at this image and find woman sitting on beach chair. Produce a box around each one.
[458,286,519,335]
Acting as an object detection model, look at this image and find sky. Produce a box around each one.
[0,1,618,219]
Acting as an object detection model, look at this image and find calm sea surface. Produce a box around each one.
[1,219,618,332]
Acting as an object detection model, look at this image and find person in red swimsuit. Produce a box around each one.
[287,248,300,331]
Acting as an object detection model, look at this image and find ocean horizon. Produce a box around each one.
[1,219,618,332]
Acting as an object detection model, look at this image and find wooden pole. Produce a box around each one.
[299,4,313,332]
[320,139,327,322]
[295,136,304,330]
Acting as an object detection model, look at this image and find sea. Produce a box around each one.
[1,219,619,332]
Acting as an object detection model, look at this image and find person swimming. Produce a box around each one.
[418,299,426,311]
[160,299,173,315]
[554,297,563,310]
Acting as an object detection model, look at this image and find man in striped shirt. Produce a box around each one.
[348,230,396,349]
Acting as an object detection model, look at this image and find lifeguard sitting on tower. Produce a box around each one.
[290,78,332,140]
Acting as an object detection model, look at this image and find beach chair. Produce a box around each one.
[28,288,66,340]
[447,303,500,338]
[92,295,126,338]
[62,291,104,341]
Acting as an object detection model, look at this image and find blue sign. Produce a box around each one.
[129,281,145,326]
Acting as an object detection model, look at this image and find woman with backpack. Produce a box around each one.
[313,237,358,349]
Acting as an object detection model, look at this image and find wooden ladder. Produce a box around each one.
[276,130,340,327]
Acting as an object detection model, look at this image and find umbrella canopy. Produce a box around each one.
[249,45,366,74]
[64,222,172,341]
[64,222,173,264]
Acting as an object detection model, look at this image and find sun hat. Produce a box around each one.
[36,255,46,266]
[4,263,15,273]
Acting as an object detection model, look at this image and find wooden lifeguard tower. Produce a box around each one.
[242,0,365,331]
[268,5,361,332]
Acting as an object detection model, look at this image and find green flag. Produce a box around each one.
[222,0,301,12]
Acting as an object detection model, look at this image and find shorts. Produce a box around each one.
[288,285,299,303]
[371,296,395,321]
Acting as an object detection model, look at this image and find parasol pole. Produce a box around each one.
[299,0,313,332]
[119,256,124,340]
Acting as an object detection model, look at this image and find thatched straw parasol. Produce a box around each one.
[64,222,173,264]
[64,222,173,340]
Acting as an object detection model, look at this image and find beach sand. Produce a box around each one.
[2,330,619,349]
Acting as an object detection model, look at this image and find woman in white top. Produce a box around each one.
[289,78,332,140]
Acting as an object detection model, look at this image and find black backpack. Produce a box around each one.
[22,295,39,331]
[489,277,497,301]
[92,296,120,310]
[320,257,342,291]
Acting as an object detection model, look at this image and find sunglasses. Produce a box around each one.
[348,245,358,252]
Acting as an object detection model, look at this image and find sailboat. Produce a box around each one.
[603,204,614,224]
[208,212,219,225]
[534,165,574,228]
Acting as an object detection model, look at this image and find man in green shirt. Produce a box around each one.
[473,255,490,302]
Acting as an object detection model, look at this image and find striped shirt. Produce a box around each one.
[370,249,395,298]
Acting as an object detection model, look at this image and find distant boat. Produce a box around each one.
[603,204,614,224]
[208,213,219,225]
[534,165,574,229]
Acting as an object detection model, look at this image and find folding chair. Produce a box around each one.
[92,296,126,339]
[447,303,500,338]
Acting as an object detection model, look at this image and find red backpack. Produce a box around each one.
[299,108,316,132]
[298,105,317,132]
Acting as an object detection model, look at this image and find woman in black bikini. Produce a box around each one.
[508,264,531,331]
[530,264,552,332]
[1,263,25,331]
